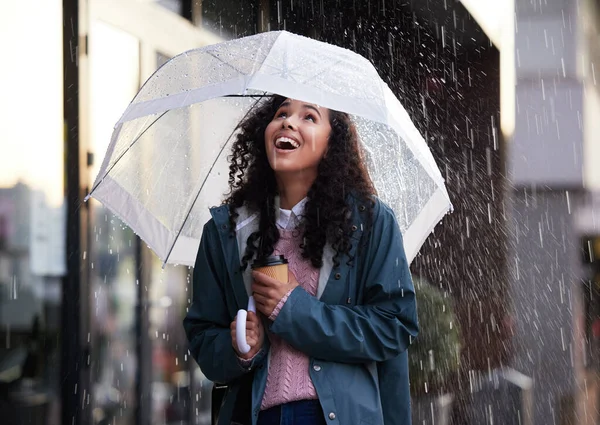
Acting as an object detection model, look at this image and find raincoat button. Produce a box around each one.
[329,412,336,420]
[221,224,227,230]
[351,225,357,231]
[313,365,321,371]
[359,205,366,212]
[335,273,341,280]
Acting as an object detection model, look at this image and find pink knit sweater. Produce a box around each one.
[260,228,320,410]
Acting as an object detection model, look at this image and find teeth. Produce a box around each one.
[276,137,300,149]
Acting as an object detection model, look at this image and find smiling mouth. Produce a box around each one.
[275,136,300,150]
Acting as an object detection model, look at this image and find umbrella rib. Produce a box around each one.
[206,50,248,77]
[211,35,285,76]
[224,94,273,98]
[163,94,266,266]
[299,58,345,85]
[88,111,168,197]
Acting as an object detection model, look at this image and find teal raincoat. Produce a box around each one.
[184,196,418,425]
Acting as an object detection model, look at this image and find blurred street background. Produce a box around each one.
[1,0,600,424]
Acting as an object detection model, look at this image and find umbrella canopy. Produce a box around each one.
[87,30,452,266]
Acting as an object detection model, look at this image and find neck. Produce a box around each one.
[275,170,316,209]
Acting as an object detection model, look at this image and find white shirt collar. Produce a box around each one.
[276,197,308,230]
[234,196,308,232]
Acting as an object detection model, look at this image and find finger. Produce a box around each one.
[255,300,270,314]
[257,288,277,300]
[247,311,259,323]
[253,293,269,305]
[252,271,280,286]
[255,303,269,315]
[251,283,270,295]
[254,293,270,305]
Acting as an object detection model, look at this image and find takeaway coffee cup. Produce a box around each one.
[251,255,289,283]
[236,255,289,355]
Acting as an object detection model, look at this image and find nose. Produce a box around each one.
[282,116,297,130]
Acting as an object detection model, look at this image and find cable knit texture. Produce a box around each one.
[260,227,320,410]
[268,289,292,321]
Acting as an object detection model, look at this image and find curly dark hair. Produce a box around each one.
[224,95,377,270]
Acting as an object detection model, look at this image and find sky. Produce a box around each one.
[0,0,64,206]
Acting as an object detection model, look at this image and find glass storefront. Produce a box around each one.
[88,20,141,425]
[583,236,600,367]
[0,1,64,424]
[85,5,223,423]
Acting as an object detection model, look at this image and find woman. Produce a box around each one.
[183,95,418,425]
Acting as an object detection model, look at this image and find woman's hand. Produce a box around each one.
[251,270,299,317]
[231,311,264,360]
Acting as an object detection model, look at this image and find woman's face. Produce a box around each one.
[264,98,332,176]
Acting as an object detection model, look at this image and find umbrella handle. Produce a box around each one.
[235,295,256,355]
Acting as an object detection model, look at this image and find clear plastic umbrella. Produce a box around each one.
[86,30,452,267]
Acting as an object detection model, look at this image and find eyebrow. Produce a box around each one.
[279,100,322,119]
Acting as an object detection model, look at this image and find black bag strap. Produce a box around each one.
[212,371,254,425]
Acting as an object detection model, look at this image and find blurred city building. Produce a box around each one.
[0,0,598,424]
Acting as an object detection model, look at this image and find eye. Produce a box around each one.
[276,111,287,119]
[305,114,316,122]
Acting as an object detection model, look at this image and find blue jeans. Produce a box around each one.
[256,400,326,425]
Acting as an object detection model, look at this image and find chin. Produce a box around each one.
[271,165,303,174]
[267,155,321,175]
